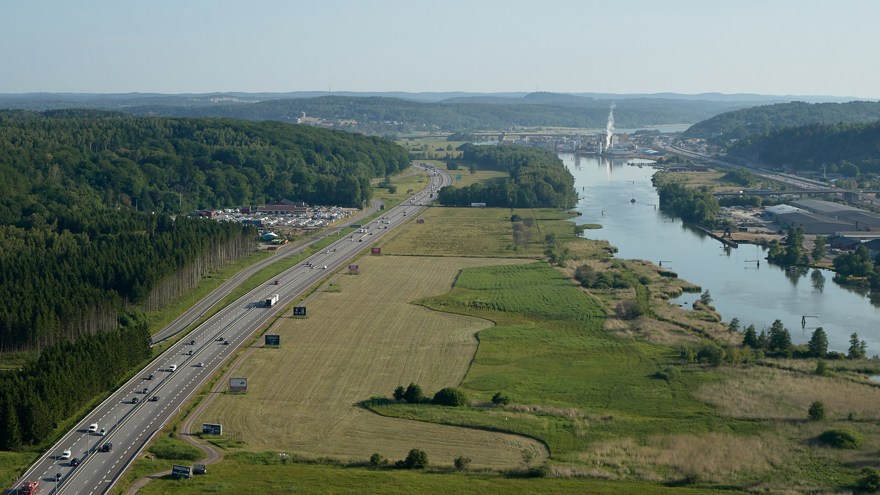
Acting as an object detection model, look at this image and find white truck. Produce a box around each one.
[265,293,279,307]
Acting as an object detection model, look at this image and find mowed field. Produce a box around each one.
[381,207,577,258]
[196,255,545,468]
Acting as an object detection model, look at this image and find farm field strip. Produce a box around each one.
[197,255,545,467]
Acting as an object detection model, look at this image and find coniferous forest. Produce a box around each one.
[0,110,411,448]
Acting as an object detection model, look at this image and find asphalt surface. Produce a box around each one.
[10,164,451,495]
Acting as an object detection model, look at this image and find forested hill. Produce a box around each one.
[0,111,411,446]
[0,93,764,132]
[681,101,880,144]
[0,110,410,219]
[122,94,751,133]
[726,120,880,175]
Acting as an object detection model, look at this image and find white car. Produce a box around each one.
[196,362,204,367]
[60,449,71,460]
[168,364,177,372]
[88,423,98,433]
[98,428,106,436]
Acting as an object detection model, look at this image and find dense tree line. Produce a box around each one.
[437,145,577,208]
[0,213,255,351]
[682,101,880,145]
[652,174,720,224]
[0,110,410,217]
[0,322,151,448]
[726,120,880,176]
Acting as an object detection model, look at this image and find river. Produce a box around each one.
[565,153,880,354]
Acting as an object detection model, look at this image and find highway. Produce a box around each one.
[11,164,451,495]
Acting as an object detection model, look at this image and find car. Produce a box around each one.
[99,427,106,436]
[147,374,154,380]
[187,349,193,355]
[132,397,139,404]
[196,362,204,367]
[87,423,98,433]
[69,457,79,467]
[101,442,112,452]
[223,340,229,345]
[142,387,148,394]
[190,340,195,345]
[54,473,62,481]
[150,395,159,402]
[216,336,224,341]
[168,364,177,371]
[321,265,328,269]
[273,280,280,285]
[60,449,71,460]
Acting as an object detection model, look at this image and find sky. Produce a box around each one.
[2,0,879,99]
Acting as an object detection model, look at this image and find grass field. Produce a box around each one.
[195,256,545,468]
[133,453,743,495]
[380,207,587,258]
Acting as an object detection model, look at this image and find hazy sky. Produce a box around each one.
[2,0,878,98]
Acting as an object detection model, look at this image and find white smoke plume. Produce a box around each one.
[605,103,616,151]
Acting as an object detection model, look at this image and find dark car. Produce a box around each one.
[223,340,229,345]
[101,442,112,452]
[147,374,154,380]
[150,396,159,402]
[132,397,139,404]
[69,457,79,467]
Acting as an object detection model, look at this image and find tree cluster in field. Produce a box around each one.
[679,318,870,367]
[437,145,577,209]
[574,262,651,320]
[0,110,409,217]
[392,384,468,407]
[0,323,151,448]
[720,168,755,187]
[652,176,720,225]
[0,212,254,352]
[369,448,429,469]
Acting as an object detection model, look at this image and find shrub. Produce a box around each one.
[491,392,510,406]
[859,467,880,492]
[403,383,424,403]
[432,387,468,407]
[818,429,864,449]
[369,453,388,466]
[399,449,428,469]
[454,455,472,471]
[392,386,405,401]
[808,401,826,421]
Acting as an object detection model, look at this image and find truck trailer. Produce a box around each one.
[265,293,279,307]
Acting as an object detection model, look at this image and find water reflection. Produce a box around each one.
[562,152,880,353]
[811,270,825,293]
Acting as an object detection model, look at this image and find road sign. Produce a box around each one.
[348,264,359,274]
[171,464,192,479]
[202,423,223,435]
[229,377,248,392]
[265,334,280,346]
[371,247,381,255]
[293,306,307,317]
[416,219,425,224]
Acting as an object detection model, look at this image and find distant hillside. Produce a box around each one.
[726,120,880,175]
[0,91,772,133]
[682,101,880,144]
